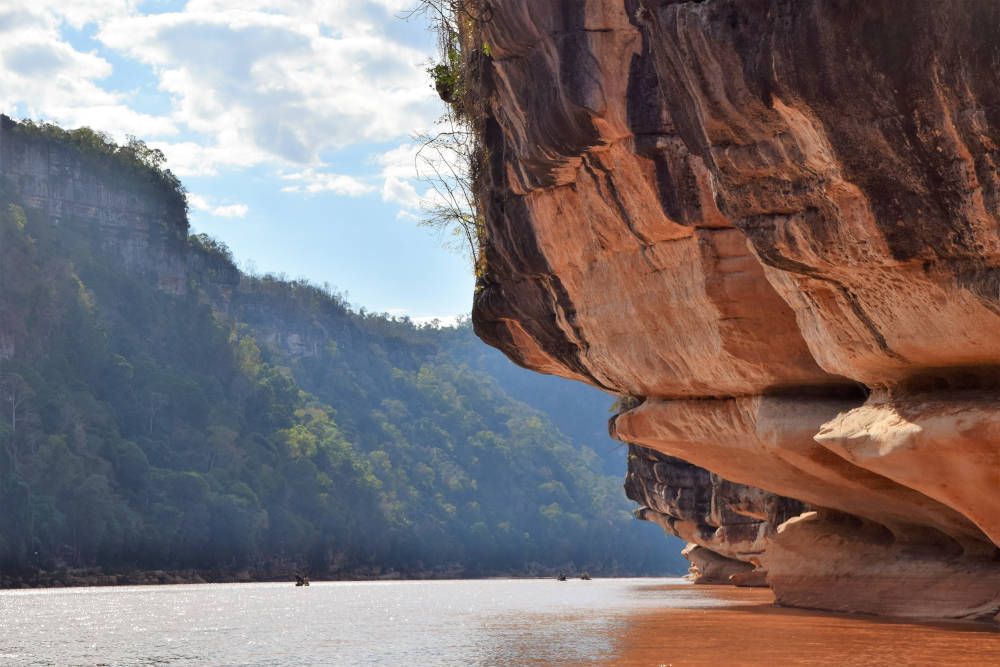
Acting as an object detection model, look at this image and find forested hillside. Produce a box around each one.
[0,119,681,582]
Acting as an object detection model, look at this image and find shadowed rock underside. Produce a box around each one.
[471,0,1000,620]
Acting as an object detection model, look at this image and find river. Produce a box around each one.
[1,578,997,665]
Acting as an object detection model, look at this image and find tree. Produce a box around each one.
[415,119,482,270]
[123,135,167,171]
[146,391,168,435]
[0,373,33,474]
[0,373,30,436]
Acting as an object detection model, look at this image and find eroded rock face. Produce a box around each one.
[625,444,804,584]
[472,0,1000,619]
[0,116,189,295]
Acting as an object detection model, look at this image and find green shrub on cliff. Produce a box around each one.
[429,49,462,106]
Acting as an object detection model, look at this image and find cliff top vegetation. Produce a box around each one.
[2,115,189,228]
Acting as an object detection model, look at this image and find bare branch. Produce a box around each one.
[405,0,488,275]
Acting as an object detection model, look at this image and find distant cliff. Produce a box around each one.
[0,116,681,583]
[469,0,1000,620]
[0,115,188,296]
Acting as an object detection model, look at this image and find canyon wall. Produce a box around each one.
[0,116,188,297]
[471,0,1000,620]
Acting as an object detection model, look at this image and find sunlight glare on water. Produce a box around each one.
[0,578,696,666]
[1,578,998,666]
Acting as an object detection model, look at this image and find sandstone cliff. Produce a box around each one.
[470,0,1000,620]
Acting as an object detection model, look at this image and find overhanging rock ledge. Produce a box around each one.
[470,0,1000,620]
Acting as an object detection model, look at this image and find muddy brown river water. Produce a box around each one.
[610,584,1000,666]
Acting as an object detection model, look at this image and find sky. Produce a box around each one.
[0,0,474,323]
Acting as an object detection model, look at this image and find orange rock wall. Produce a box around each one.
[473,0,1000,619]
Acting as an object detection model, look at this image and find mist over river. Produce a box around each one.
[1,579,997,666]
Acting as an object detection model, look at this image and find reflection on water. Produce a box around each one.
[609,584,1000,667]
[0,579,997,666]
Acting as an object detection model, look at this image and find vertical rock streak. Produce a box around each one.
[472,0,1000,619]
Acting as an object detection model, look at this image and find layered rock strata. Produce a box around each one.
[471,0,1000,619]
[625,444,804,584]
[0,115,188,295]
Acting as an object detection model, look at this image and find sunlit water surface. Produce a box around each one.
[1,578,998,666]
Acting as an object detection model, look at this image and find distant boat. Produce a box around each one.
[295,575,310,587]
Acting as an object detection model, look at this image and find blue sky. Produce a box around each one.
[0,0,474,321]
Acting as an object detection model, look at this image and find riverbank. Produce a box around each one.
[0,565,652,589]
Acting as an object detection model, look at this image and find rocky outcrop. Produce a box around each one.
[625,444,803,584]
[0,115,188,295]
[471,0,1000,620]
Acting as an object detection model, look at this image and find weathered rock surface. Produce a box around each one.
[768,511,1000,620]
[0,115,188,296]
[681,544,753,585]
[625,444,804,584]
[471,0,1000,619]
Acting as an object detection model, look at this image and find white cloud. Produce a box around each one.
[96,4,439,173]
[373,139,461,221]
[374,142,425,212]
[24,0,135,29]
[0,3,175,139]
[187,193,211,210]
[189,193,249,219]
[0,0,446,211]
[381,174,422,208]
[374,141,421,181]
[280,169,374,196]
[376,142,432,210]
[148,140,266,178]
[212,203,249,218]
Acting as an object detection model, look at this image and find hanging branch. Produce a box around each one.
[406,0,491,277]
